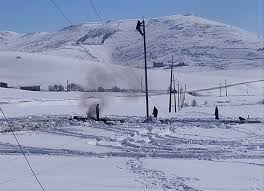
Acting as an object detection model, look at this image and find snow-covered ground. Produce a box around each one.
[0,83,263,190]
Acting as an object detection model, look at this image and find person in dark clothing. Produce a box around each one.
[153,106,158,118]
[215,106,219,120]
[96,104,100,120]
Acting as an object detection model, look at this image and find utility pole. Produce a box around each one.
[177,81,180,110]
[141,76,143,93]
[169,55,174,112]
[220,82,222,97]
[173,74,177,112]
[136,20,149,117]
[180,86,183,109]
[67,80,69,92]
[262,0,264,50]
[183,84,187,107]
[225,80,227,96]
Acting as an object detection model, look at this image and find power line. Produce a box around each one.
[87,0,167,115]
[48,0,155,96]
[87,0,103,23]
[50,0,144,91]
[87,0,142,83]
[47,0,119,85]
[89,0,133,51]
[85,0,124,55]
[49,0,166,115]
[87,0,121,52]
[49,0,72,25]
[86,0,142,87]
[0,107,46,191]
[48,0,102,61]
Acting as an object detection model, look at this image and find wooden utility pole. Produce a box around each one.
[177,81,180,110]
[173,74,177,112]
[225,80,227,96]
[183,84,187,107]
[262,0,264,49]
[169,55,173,113]
[140,76,143,93]
[220,83,222,97]
[136,20,149,117]
[143,20,149,117]
[179,86,181,109]
[180,86,183,108]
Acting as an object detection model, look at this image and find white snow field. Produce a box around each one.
[0,84,263,191]
[0,14,264,191]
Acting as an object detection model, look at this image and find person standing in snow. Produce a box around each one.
[215,106,219,120]
[96,104,100,121]
[153,106,158,118]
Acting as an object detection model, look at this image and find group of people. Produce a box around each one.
[94,104,219,120]
[154,106,220,119]
[153,106,219,119]
[94,104,159,120]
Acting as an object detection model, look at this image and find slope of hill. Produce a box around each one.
[0,51,145,89]
[0,15,263,70]
[0,50,262,92]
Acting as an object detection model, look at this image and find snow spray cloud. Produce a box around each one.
[80,66,113,117]
[85,98,107,118]
[80,64,141,117]
[86,67,116,89]
[80,93,109,118]
[85,65,141,90]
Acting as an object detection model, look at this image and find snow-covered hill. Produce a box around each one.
[1,15,263,70]
[0,15,264,191]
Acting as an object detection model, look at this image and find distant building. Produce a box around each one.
[0,82,8,88]
[176,62,187,67]
[20,85,40,91]
[153,62,164,68]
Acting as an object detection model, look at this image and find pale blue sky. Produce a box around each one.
[0,0,263,35]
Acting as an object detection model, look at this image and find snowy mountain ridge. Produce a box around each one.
[0,14,263,70]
